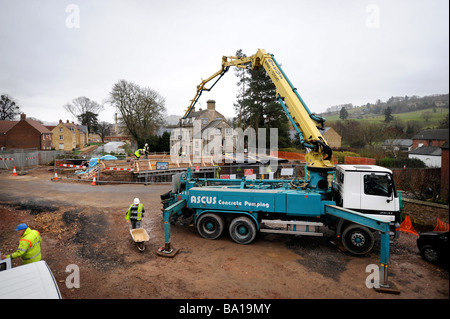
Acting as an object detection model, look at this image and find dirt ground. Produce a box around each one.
[0,167,448,301]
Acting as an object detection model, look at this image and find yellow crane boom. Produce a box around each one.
[183,49,334,170]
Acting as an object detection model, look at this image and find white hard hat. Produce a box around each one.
[134,198,140,205]
[145,143,148,146]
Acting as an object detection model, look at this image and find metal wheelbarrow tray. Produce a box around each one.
[130,228,150,252]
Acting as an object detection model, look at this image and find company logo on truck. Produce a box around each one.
[190,195,217,205]
[190,195,270,209]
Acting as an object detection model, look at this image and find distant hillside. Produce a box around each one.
[323,106,448,127]
[321,93,449,124]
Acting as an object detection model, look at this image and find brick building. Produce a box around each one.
[412,129,449,148]
[0,113,52,150]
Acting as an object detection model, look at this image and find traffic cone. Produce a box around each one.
[433,218,449,232]
[53,171,59,181]
[400,215,418,236]
[12,166,17,176]
[91,176,96,186]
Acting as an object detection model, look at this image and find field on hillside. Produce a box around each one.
[323,107,448,126]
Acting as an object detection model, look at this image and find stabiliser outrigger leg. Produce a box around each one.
[156,198,185,258]
[325,205,400,293]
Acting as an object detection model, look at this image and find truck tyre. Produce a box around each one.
[197,213,224,240]
[229,216,257,245]
[342,224,375,255]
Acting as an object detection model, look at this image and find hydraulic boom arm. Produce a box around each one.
[183,49,334,169]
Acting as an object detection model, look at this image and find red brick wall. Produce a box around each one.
[441,148,449,201]
[412,139,447,148]
[6,121,43,150]
[392,168,441,200]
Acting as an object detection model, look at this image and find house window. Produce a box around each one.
[59,127,63,132]
[59,135,64,140]
[225,128,232,135]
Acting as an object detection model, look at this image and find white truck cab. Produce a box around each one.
[334,165,401,223]
[0,259,61,299]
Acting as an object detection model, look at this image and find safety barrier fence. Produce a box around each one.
[0,150,64,170]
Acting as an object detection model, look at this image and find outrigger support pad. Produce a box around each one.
[156,244,179,258]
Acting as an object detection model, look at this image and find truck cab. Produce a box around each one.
[334,164,401,224]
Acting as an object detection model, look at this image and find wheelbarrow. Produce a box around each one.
[130,228,150,252]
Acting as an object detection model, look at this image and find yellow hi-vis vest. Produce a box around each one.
[125,203,144,221]
[134,149,142,158]
[7,228,42,264]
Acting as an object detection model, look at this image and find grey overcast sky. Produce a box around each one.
[0,0,448,124]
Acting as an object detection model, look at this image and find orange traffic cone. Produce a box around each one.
[91,176,96,186]
[53,171,59,181]
[400,215,418,236]
[12,166,17,176]
[433,218,449,232]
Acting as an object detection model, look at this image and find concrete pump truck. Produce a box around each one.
[158,49,402,287]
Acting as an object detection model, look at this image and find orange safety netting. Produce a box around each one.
[400,215,419,236]
[433,218,449,232]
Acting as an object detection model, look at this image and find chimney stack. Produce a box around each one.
[207,100,216,111]
[20,113,26,121]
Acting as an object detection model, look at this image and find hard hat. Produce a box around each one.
[145,143,148,146]
[16,223,28,231]
[134,198,140,205]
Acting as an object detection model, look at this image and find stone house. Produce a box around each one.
[0,113,52,150]
[46,120,76,151]
[290,126,342,149]
[170,100,234,159]
[382,139,413,153]
[46,120,86,151]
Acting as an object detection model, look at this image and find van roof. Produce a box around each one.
[0,260,61,299]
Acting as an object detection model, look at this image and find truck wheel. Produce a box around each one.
[229,216,256,245]
[342,224,375,255]
[197,213,224,240]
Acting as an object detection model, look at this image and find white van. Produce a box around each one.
[0,259,61,299]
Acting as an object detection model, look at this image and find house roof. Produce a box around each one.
[0,118,51,134]
[409,146,442,156]
[0,120,18,134]
[318,127,331,134]
[412,129,449,140]
[382,139,413,146]
[25,119,51,134]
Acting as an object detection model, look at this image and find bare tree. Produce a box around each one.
[97,121,111,143]
[108,80,166,147]
[63,96,103,134]
[0,94,21,120]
